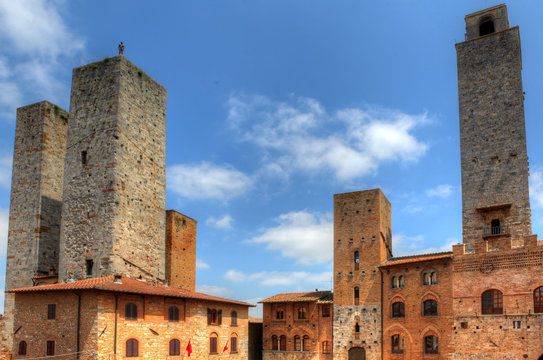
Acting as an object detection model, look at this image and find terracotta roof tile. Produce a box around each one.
[380,251,453,267]
[249,316,263,323]
[9,275,254,307]
[260,291,332,303]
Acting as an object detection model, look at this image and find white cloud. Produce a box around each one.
[196,258,210,270]
[426,184,454,199]
[0,0,85,121]
[167,162,252,201]
[530,170,543,208]
[246,210,333,265]
[392,233,458,257]
[0,0,84,58]
[195,284,233,298]
[0,208,8,257]
[228,94,429,182]
[206,214,234,230]
[225,269,332,287]
[0,154,12,189]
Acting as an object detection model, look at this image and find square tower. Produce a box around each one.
[59,56,167,282]
[165,210,197,291]
[456,4,531,250]
[333,189,392,360]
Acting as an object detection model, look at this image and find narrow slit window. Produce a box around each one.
[85,259,93,276]
[81,150,87,166]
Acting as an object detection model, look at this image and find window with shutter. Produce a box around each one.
[47,304,56,320]
[169,339,180,355]
[46,341,55,356]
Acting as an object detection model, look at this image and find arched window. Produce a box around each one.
[392,276,398,288]
[231,334,238,353]
[391,334,404,354]
[392,301,405,318]
[231,310,237,325]
[169,306,179,322]
[424,335,438,354]
[125,303,137,320]
[279,335,287,351]
[210,333,218,353]
[479,16,495,36]
[399,275,405,288]
[169,339,181,356]
[491,219,501,234]
[294,335,301,351]
[354,287,360,305]
[18,341,27,355]
[271,335,278,351]
[482,289,503,314]
[302,335,309,351]
[423,300,438,316]
[298,306,307,320]
[534,286,543,313]
[126,339,138,357]
[354,251,360,270]
[207,308,221,325]
[355,322,360,333]
[423,271,437,285]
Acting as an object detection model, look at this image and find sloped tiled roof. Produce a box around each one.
[260,290,333,304]
[9,275,254,307]
[380,251,453,267]
[249,316,263,323]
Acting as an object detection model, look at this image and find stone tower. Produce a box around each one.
[2,101,69,354]
[58,56,167,282]
[457,4,532,250]
[165,210,197,291]
[333,189,392,360]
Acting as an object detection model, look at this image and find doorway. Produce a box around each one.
[348,347,366,360]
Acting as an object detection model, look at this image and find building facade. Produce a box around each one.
[1,55,253,359]
[261,5,543,360]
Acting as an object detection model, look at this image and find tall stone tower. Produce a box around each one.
[2,101,69,354]
[333,189,392,360]
[59,56,167,282]
[165,210,197,291]
[457,4,532,250]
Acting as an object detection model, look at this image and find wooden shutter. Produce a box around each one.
[218,310,222,325]
[207,308,211,325]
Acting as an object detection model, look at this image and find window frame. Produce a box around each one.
[297,306,307,320]
[302,335,310,351]
[18,341,27,356]
[534,286,543,313]
[423,299,438,316]
[46,340,55,356]
[126,338,138,357]
[392,301,405,318]
[321,304,330,318]
[169,339,181,356]
[210,334,218,354]
[322,341,330,354]
[354,287,360,305]
[482,289,503,315]
[231,310,237,326]
[391,334,404,354]
[231,336,238,353]
[279,335,287,351]
[168,306,180,322]
[47,304,56,320]
[271,335,278,351]
[424,335,438,354]
[294,335,301,351]
[125,303,138,320]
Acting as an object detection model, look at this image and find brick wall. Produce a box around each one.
[10,291,249,360]
[166,210,197,291]
[382,257,453,360]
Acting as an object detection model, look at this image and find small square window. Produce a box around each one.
[513,320,521,329]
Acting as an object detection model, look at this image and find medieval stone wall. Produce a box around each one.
[59,55,167,282]
[457,21,531,249]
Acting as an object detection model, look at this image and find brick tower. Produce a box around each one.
[457,4,531,250]
[2,101,69,355]
[58,56,167,282]
[165,210,197,291]
[333,189,392,360]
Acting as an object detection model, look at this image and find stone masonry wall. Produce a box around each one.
[333,305,381,360]
[2,101,68,357]
[457,24,531,250]
[59,55,167,282]
[166,210,197,291]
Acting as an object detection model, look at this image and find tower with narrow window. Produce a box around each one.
[457,4,531,250]
[58,56,167,282]
[333,189,392,360]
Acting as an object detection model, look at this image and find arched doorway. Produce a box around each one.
[348,347,366,360]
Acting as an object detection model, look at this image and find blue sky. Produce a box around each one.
[1,1,543,317]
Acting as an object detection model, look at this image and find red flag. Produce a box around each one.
[186,340,192,357]
[223,340,229,352]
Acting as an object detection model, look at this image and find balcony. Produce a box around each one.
[483,226,510,238]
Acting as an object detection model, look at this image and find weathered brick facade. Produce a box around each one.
[261,291,333,360]
[166,210,197,291]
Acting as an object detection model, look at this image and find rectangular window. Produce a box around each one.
[47,304,56,320]
[210,337,217,353]
[46,341,55,356]
[85,259,93,276]
[322,305,330,317]
[231,337,237,353]
[322,341,330,354]
[81,150,87,166]
[513,320,521,329]
[276,310,284,320]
